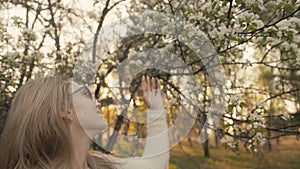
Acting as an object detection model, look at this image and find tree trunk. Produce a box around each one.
[203,126,210,157]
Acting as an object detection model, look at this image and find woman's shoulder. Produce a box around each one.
[89,150,169,169]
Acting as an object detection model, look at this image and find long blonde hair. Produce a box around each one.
[0,76,115,169]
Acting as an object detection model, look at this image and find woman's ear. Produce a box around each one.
[61,110,74,122]
[66,110,73,122]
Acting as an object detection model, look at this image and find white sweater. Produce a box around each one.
[109,109,170,169]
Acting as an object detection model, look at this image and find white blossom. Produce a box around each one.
[281,112,293,121]
[253,132,266,146]
[129,60,136,65]
[221,136,236,149]
[22,28,36,41]
[290,43,298,51]
[297,56,300,65]
[246,124,252,130]
[200,3,211,11]
[87,11,97,19]
[253,20,264,28]
[281,41,290,50]
[135,59,142,65]
[255,102,265,108]
[276,20,290,30]
[229,95,243,105]
[253,37,264,44]
[293,35,300,43]
[11,16,22,24]
[253,122,258,128]
[289,17,300,25]
[247,143,252,150]
[233,124,239,130]
[256,114,263,121]
[245,0,254,6]
[220,137,227,143]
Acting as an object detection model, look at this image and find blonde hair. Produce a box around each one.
[0,76,116,169]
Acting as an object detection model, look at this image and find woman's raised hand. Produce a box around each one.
[142,75,164,110]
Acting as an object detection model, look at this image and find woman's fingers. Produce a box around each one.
[142,75,150,92]
[157,79,161,94]
[141,75,162,108]
[142,75,146,92]
[151,77,156,91]
[146,76,151,92]
[142,75,160,92]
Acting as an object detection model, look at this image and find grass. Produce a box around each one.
[168,136,300,169]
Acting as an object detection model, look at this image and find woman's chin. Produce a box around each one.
[85,127,105,140]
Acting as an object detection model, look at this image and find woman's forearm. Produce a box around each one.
[111,109,170,169]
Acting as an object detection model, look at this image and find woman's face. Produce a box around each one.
[71,82,107,139]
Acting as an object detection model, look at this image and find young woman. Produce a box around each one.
[0,76,169,169]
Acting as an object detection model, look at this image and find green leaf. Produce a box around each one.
[228,104,234,113]
[236,0,243,5]
[212,1,218,9]
[222,123,227,129]
[93,0,100,5]
[285,4,294,15]
[240,102,247,108]
[290,49,297,57]
[251,5,260,14]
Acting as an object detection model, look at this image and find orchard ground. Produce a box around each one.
[169,136,300,169]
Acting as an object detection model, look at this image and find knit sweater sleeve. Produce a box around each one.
[111,109,169,169]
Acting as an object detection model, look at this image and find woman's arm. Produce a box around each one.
[111,109,169,169]
[112,76,170,169]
